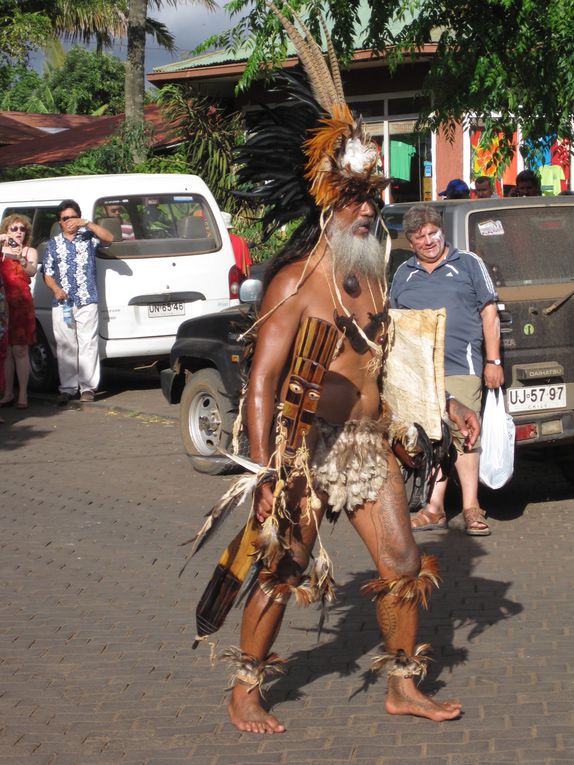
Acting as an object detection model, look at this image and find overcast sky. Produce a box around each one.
[133,4,235,72]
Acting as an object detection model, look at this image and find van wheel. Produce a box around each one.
[180,369,240,475]
[557,446,574,487]
[29,324,58,392]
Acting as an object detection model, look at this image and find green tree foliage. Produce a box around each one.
[48,46,126,114]
[203,0,574,163]
[0,2,51,64]
[232,216,301,262]
[376,0,574,165]
[144,84,244,211]
[47,0,172,54]
[0,0,177,122]
[0,66,48,112]
[3,0,176,57]
[0,48,126,115]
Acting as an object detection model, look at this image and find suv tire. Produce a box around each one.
[180,368,241,475]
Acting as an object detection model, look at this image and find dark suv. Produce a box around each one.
[162,197,574,483]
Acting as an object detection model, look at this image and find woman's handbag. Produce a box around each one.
[479,388,515,489]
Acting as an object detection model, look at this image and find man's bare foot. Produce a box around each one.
[228,683,286,734]
[386,676,462,721]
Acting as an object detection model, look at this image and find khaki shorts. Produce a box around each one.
[445,374,482,452]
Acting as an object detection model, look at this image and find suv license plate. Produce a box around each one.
[147,302,185,318]
[507,383,566,413]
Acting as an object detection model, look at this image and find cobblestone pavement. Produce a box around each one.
[1,394,573,765]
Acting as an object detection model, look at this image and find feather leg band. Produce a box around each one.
[371,643,433,680]
[220,646,287,695]
[360,554,441,610]
[258,557,336,609]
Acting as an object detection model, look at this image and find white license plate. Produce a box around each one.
[507,383,566,413]
[147,302,185,318]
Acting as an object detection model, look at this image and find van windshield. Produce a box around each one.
[93,194,221,258]
[469,207,574,287]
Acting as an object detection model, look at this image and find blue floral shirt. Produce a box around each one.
[43,229,101,307]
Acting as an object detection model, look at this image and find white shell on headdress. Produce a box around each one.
[341,138,378,174]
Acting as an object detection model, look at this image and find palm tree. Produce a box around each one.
[21,0,217,161]
[50,0,176,55]
[125,0,148,132]
[125,0,216,158]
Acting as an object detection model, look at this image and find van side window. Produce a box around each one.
[2,206,61,248]
[94,194,221,258]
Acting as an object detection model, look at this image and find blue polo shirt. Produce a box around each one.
[389,245,497,377]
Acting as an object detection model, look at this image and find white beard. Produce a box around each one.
[328,221,386,280]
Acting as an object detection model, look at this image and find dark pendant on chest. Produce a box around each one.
[343,273,360,297]
[334,309,389,354]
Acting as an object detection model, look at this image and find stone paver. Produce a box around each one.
[1,389,573,765]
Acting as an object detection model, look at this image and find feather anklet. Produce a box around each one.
[220,646,286,695]
[371,643,432,680]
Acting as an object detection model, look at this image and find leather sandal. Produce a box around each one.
[411,506,448,532]
[463,506,491,536]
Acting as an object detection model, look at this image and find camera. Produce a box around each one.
[7,237,18,247]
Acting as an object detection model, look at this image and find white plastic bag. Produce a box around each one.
[479,389,515,489]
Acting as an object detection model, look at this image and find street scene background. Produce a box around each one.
[1,372,573,765]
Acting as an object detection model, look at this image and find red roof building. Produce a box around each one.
[0,105,179,169]
[0,114,47,145]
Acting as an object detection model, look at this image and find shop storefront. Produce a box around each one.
[148,49,573,200]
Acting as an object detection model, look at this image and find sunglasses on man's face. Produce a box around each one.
[9,225,26,233]
[60,215,80,222]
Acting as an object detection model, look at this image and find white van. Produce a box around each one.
[0,174,241,389]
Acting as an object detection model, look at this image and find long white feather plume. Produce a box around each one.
[187,474,258,555]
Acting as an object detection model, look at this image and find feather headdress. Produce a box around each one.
[235,2,389,236]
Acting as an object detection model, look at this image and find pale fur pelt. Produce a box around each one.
[312,417,389,515]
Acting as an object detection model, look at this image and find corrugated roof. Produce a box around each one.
[0,105,179,169]
[1,112,99,131]
[0,114,46,145]
[152,48,242,74]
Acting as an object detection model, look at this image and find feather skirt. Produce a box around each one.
[312,417,390,515]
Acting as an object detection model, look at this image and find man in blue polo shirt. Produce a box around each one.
[390,204,504,535]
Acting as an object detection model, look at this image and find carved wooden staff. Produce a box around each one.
[192,316,339,647]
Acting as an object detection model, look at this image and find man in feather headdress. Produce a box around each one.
[196,3,480,734]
